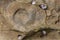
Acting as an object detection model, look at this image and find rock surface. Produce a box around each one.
[0,0,60,40]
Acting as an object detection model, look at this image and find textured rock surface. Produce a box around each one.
[0,0,60,40]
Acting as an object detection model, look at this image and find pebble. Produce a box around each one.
[31,0,36,5]
[39,4,48,10]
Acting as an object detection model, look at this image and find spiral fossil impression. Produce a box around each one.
[4,1,46,32]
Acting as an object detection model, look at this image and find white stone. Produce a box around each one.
[18,36,22,40]
[32,0,36,5]
[41,4,47,9]
[42,30,46,35]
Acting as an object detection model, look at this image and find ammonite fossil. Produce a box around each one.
[4,1,46,33]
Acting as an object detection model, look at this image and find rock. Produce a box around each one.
[0,0,60,40]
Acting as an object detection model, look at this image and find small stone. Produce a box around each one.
[40,30,47,37]
[18,35,22,40]
[39,4,48,10]
[31,0,36,5]
[42,30,47,35]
